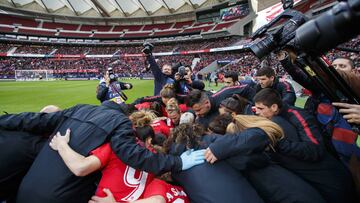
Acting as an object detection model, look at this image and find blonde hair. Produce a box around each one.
[227,115,284,150]
[40,105,61,113]
[160,84,176,98]
[129,110,157,127]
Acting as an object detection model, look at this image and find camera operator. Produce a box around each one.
[249,0,360,199]
[174,65,194,95]
[142,42,174,96]
[96,68,133,103]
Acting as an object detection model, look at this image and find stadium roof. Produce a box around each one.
[0,0,224,18]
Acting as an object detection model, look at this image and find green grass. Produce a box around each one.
[0,79,307,114]
[0,79,154,114]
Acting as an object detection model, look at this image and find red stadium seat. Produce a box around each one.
[123,32,151,38]
[42,22,79,30]
[80,25,112,32]
[113,25,143,32]
[18,28,56,36]
[0,14,38,27]
[143,23,174,31]
[173,21,194,29]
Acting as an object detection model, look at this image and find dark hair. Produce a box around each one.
[224,72,238,83]
[333,57,354,69]
[191,80,205,91]
[253,88,283,108]
[152,133,167,146]
[126,104,138,114]
[135,125,154,142]
[150,101,163,117]
[256,67,275,78]
[164,123,205,153]
[220,94,249,114]
[208,114,233,135]
[187,89,208,107]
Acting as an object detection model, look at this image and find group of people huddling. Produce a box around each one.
[0,51,359,203]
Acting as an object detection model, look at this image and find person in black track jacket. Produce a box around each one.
[0,105,61,202]
[0,100,204,203]
[205,115,326,203]
[187,85,255,128]
[255,66,296,106]
[253,88,356,203]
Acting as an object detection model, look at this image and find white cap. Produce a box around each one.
[179,112,195,124]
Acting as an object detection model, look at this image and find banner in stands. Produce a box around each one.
[53,69,99,73]
[0,44,246,59]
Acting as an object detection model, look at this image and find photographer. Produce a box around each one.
[142,42,174,96]
[174,65,194,95]
[96,68,132,103]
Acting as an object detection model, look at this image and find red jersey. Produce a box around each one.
[151,118,174,138]
[143,179,189,203]
[135,102,151,110]
[91,143,155,202]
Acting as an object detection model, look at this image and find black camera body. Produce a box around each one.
[178,66,187,79]
[249,0,360,131]
[249,9,308,59]
[142,42,154,55]
[108,67,117,83]
[249,0,360,59]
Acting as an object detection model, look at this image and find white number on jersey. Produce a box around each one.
[121,166,148,201]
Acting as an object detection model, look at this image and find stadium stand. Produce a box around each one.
[42,22,79,30]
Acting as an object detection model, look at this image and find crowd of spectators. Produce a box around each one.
[14,45,55,55]
[326,35,360,68]
[0,36,358,79]
[0,37,240,55]
[220,3,250,20]
[0,44,13,53]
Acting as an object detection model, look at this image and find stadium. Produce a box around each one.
[0,0,359,202]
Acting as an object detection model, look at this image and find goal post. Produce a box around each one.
[15,70,54,81]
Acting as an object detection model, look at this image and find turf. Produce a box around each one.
[0,79,154,114]
[0,79,306,114]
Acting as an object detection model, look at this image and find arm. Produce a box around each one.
[213,85,256,103]
[0,111,64,135]
[276,139,324,161]
[173,77,182,94]
[110,118,183,175]
[147,55,162,81]
[333,102,360,125]
[88,188,166,203]
[49,129,102,176]
[279,81,296,106]
[283,108,324,161]
[208,128,269,160]
[225,152,270,170]
[118,81,133,90]
[272,115,324,161]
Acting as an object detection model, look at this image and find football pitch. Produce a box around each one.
[0,79,306,114]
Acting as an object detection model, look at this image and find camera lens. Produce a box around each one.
[249,36,275,59]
